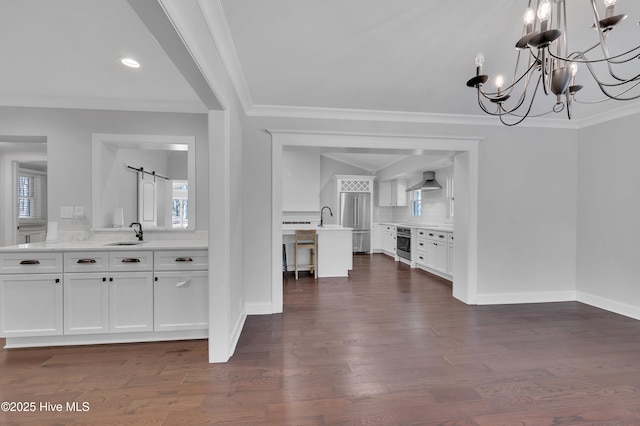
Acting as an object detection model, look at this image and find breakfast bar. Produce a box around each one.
[282,225,352,278]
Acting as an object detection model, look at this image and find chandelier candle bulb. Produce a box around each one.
[475,52,484,75]
[524,8,535,34]
[605,0,616,18]
[495,74,504,95]
[538,0,551,31]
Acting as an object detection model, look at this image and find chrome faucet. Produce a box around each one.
[320,206,333,227]
[129,222,143,241]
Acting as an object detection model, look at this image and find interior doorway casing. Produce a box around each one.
[270,130,480,312]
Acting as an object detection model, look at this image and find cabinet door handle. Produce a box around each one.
[19,259,40,265]
[419,243,424,246]
[77,259,97,264]
[428,233,434,237]
[121,258,141,263]
[176,279,191,288]
[175,257,193,263]
[439,235,445,239]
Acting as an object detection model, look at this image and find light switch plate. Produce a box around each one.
[60,206,74,219]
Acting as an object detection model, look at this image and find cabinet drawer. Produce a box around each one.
[154,250,208,271]
[64,252,109,273]
[0,252,62,274]
[416,229,428,239]
[426,232,448,242]
[109,251,153,272]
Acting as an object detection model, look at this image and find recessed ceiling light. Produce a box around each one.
[119,57,141,68]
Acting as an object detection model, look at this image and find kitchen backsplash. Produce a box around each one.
[379,167,453,225]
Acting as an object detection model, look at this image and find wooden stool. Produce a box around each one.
[294,230,317,279]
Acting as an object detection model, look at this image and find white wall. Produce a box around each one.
[282,150,320,211]
[576,115,640,319]
[0,107,208,232]
[476,128,578,303]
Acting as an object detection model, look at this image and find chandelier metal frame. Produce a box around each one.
[466,0,640,126]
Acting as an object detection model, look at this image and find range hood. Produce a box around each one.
[406,171,442,192]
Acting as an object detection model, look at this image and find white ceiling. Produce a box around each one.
[218,0,640,120]
[2,0,640,169]
[0,0,204,113]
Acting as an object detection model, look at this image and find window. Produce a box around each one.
[411,189,422,217]
[171,180,188,228]
[18,170,47,222]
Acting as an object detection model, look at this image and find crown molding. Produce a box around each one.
[0,95,207,114]
[250,104,579,129]
[575,101,640,129]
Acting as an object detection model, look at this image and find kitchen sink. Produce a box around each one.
[104,241,145,246]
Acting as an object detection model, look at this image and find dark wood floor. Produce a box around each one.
[2,254,640,425]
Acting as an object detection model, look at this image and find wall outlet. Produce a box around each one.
[74,206,84,218]
[60,206,74,219]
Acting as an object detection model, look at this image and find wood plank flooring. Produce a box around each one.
[2,254,640,425]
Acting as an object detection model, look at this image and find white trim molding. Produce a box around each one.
[475,291,577,305]
[577,291,640,321]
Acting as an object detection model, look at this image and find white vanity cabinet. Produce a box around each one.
[63,251,154,335]
[0,243,208,348]
[153,250,208,331]
[0,253,63,337]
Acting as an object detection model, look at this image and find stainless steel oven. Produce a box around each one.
[396,227,411,261]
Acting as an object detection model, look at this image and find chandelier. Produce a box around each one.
[466,0,640,126]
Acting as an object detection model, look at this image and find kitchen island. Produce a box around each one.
[0,239,208,348]
[282,225,352,278]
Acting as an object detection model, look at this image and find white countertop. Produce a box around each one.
[0,239,208,252]
[282,224,352,234]
[375,222,454,233]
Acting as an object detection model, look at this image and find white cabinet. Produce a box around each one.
[414,229,427,267]
[109,271,154,333]
[64,272,109,335]
[0,252,63,337]
[425,231,448,274]
[63,251,153,335]
[0,273,63,337]
[154,271,208,332]
[415,229,453,281]
[377,179,407,206]
[371,224,383,252]
[153,250,208,331]
[447,234,454,277]
[381,225,397,257]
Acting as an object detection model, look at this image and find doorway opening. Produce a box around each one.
[270,130,480,312]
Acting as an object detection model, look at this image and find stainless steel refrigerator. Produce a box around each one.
[339,192,371,253]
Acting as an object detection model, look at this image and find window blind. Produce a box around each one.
[18,169,47,222]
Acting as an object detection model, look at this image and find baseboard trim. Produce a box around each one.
[577,291,640,321]
[475,290,577,305]
[229,309,247,357]
[245,302,274,315]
